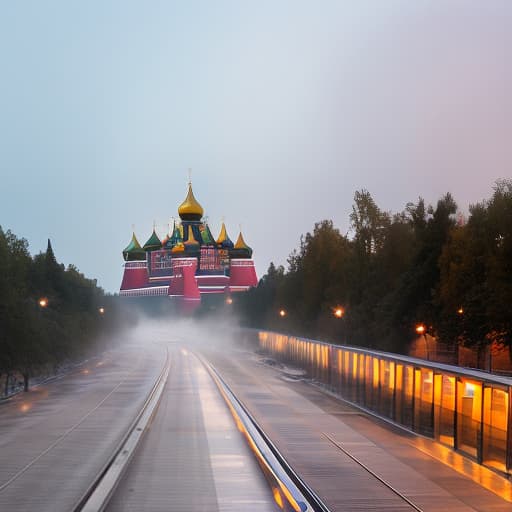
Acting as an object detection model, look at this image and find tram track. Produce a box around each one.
[323,432,425,512]
[89,347,331,512]
[200,354,331,512]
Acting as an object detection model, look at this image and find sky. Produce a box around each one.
[0,1,510,292]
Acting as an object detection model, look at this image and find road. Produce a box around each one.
[0,330,166,512]
[204,343,512,512]
[106,347,275,511]
[2,322,512,512]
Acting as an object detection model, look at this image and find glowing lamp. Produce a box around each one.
[279,309,286,317]
[39,298,48,308]
[457,307,464,315]
[415,324,426,335]
[225,297,233,305]
[98,307,105,315]
[333,307,345,318]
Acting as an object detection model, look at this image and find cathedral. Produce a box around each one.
[119,182,258,302]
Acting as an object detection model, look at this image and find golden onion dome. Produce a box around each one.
[230,231,253,258]
[216,222,234,249]
[178,183,204,221]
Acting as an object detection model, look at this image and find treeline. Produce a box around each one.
[236,180,512,357]
[0,228,119,393]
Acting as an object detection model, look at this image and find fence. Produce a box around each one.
[257,330,512,476]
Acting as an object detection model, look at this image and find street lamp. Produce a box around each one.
[279,309,286,318]
[38,298,48,308]
[457,307,464,315]
[98,307,105,315]
[333,306,345,319]
[415,324,426,335]
[415,324,430,360]
[225,297,233,305]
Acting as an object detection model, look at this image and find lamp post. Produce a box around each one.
[415,323,429,360]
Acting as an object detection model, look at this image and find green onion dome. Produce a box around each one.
[143,229,162,252]
[123,232,146,261]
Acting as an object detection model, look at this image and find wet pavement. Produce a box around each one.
[204,345,512,512]
[107,347,276,512]
[0,332,166,512]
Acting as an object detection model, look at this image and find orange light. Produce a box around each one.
[20,403,31,413]
[98,307,105,315]
[333,307,345,318]
[279,309,286,317]
[457,307,464,315]
[272,487,284,509]
[39,298,48,308]
[225,297,233,305]
[415,324,426,335]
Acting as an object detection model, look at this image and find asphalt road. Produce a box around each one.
[0,329,167,512]
[107,347,276,512]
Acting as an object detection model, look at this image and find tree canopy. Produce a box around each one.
[237,181,512,357]
[0,230,119,392]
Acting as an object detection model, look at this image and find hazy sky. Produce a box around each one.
[1,1,510,292]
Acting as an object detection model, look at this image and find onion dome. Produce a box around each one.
[200,223,216,245]
[163,221,179,249]
[143,229,161,252]
[123,232,146,261]
[184,225,200,255]
[229,231,253,259]
[216,222,234,249]
[178,182,204,221]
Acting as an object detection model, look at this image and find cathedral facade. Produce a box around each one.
[119,182,258,301]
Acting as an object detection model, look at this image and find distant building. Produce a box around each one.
[119,182,258,303]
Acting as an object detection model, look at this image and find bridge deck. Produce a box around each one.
[106,348,274,512]
[204,347,512,512]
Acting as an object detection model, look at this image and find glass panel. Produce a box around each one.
[418,369,434,437]
[436,375,455,447]
[364,356,373,408]
[402,365,414,429]
[456,379,482,459]
[357,353,365,404]
[379,360,394,419]
[394,364,403,423]
[482,386,508,472]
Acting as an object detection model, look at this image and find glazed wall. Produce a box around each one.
[257,330,512,476]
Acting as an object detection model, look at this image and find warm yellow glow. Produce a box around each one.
[457,307,464,315]
[333,306,345,318]
[272,487,284,509]
[20,403,31,413]
[415,324,426,334]
[225,297,233,305]
[38,298,48,308]
[279,309,286,317]
[98,307,105,314]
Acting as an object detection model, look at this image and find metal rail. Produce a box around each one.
[199,354,331,512]
[323,433,424,512]
[72,347,170,512]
